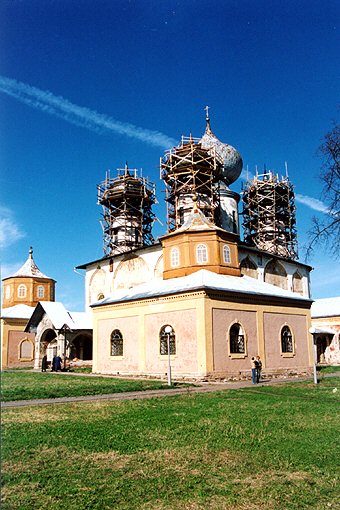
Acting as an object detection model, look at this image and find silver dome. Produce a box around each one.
[200,118,243,185]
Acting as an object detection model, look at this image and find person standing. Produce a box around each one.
[251,357,258,384]
[256,355,262,383]
[54,354,62,372]
[41,355,48,372]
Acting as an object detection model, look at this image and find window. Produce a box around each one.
[37,285,45,298]
[170,247,180,267]
[19,338,33,360]
[292,271,303,295]
[223,244,231,264]
[97,293,104,300]
[18,284,27,298]
[110,329,123,356]
[5,286,10,299]
[160,325,176,355]
[196,244,208,263]
[281,326,293,353]
[229,323,245,354]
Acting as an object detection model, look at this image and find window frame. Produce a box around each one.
[18,284,27,298]
[223,244,231,264]
[37,285,45,299]
[170,247,180,268]
[110,329,124,357]
[228,322,247,359]
[196,243,208,264]
[159,325,176,356]
[18,337,34,361]
[280,325,295,357]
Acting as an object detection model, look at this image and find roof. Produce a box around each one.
[92,268,312,308]
[3,247,53,280]
[1,304,35,320]
[25,302,92,331]
[311,297,340,318]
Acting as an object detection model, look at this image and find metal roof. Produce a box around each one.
[92,269,312,307]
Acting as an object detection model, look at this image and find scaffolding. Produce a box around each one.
[242,171,298,259]
[160,136,221,231]
[97,166,156,256]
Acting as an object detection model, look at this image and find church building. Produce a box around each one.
[76,113,314,380]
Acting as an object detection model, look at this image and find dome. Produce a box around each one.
[200,116,243,185]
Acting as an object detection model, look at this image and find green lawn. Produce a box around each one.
[0,371,183,402]
[1,377,339,510]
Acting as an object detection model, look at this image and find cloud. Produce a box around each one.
[0,75,177,149]
[0,206,25,249]
[295,194,330,214]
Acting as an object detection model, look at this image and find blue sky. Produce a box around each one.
[0,0,339,310]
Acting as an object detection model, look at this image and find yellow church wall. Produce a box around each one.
[144,308,198,375]
[207,297,312,378]
[1,318,35,369]
[92,290,312,379]
[92,292,208,377]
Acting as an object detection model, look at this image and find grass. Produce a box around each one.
[317,365,340,374]
[0,371,184,402]
[1,376,339,510]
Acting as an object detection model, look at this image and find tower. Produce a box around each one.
[97,164,156,256]
[242,170,298,259]
[2,246,55,308]
[161,110,243,234]
[161,135,219,231]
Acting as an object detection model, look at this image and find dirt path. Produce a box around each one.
[4,374,336,408]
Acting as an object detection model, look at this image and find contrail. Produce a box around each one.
[0,75,177,149]
[295,193,330,214]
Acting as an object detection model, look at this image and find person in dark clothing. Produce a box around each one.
[256,355,262,383]
[54,355,62,372]
[41,355,48,372]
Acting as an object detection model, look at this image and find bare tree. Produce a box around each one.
[306,122,340,259]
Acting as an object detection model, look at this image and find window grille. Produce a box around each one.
[110,329,123,356]
[229,323,245,354]
[160,325,176,355]
[37,286,45,298]
[171,247,180,267]
[223,244,231,263]
[196,244,208,263]
[18,284,27,298]
[281,326,293,353]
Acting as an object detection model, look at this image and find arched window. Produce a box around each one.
[281,326,293,353]
[170,247,180,267]
[18,284,27,298]
[159,325,176,355]
[292,271,303,295]
[264,260,287,289]
[223,244,231,264]
[240,257,258,279]
[37,285,45,298]
[196,244,208,264]
[229,323,245,354]
[110,329,123,356]
[19,338,33,359]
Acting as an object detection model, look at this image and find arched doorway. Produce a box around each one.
[70,334,92,361]
[316,335,329,363]
[41,329,58,362]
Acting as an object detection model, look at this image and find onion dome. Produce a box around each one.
[200,109,243,185]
